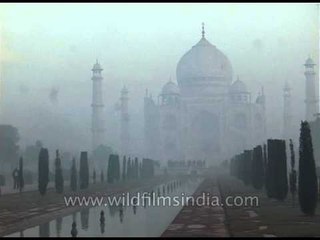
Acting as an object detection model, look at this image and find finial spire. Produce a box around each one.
[202,22,205,38]
[96,59,98,64]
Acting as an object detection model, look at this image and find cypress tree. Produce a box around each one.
[289,139,297,206]
[107,154,114,183]
[274,140,288,201]
[134,157,139,179]
[122,156,127,181]
[19,157,24,192]
[108,154,120,183]
[70,158,77,191]
[266,139,288,200]
[243,150,252,186]
[263,143,268,189]
[55,150,64,193]
[127,158,132,179]
[79,151,89,189]
[237,154,245,182]
[251,145,264,190]
[139,162,142,178]
[93,169,96,184]
[100,170,104,183]
[266,140,277,198]
[299,121,318,215]
[114,155,120,182]
[38,148,49,196]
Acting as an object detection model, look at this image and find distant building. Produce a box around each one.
[304,57,319,122]
[310,114,320,167]
[283,81,293,140]
[119,86,130,156]
[144,24,267,167]
[91,60,106,151]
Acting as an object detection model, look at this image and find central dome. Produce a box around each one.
[176,33,233,88]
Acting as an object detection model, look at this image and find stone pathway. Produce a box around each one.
[161,178,229,237]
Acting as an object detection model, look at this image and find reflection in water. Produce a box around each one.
[108,204,117,217]
[6,177,202,237]
[39,222,50,237]
[100,223,105,234]
[132,197,138,215]
[133,206,137,215]
[56,216,63,237]
[100,210,105,224]
[80,208,90,230]
[119,209,124,223]
[71,221,78,237]
[119,203,124,223]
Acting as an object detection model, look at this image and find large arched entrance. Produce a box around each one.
[190,111,220,163]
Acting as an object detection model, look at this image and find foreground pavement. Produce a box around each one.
[161,177,229,237]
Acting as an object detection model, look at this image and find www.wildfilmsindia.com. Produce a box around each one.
[64,192,259,208]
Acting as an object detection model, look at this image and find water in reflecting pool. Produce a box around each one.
[6,177,202,237]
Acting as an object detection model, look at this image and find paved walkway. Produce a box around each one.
[161,178,229,237]
[0,182,55,195]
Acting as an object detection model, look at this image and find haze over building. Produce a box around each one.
[144,24,267,166]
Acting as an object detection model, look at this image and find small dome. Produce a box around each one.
[92,60,103,71]
[162,80,180,95]
[230,77,247,93]
[305,57,315,66]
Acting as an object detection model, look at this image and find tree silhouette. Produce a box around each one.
[251,145,264,190]
[100,170,104,183]
[70,158,77,191]
[79,152,89,189]
[299,121,318,215]
[19,157,24,192]
[122,156,127,181]
[38,148,49,196]
[55,150,64,193]
[93,169,96,184]
[289,139,297,206]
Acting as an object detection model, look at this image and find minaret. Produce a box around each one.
[304,57,319,121]
[120,86,130,156]
[91,60,105,151]
[283,81,292,140]
[201,22,205,39]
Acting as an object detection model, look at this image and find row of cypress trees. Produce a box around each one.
[38,149,157,195]
[39,149,89,195]
[229,121,318,215]
[108,155,156,183]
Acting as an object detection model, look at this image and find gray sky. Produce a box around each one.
[0,3,319,154]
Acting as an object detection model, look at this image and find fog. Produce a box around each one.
[0,3,319,157]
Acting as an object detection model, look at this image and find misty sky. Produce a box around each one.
[0,3,319,155]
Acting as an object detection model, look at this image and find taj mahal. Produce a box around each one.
[143,24,266,166]
[90,24,318,168]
